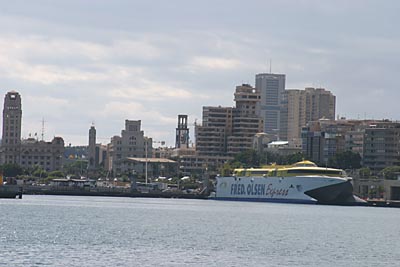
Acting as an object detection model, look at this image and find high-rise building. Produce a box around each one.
[280,88,336,144]
[195,106,232,156]
[227,84,263,155]
[280,89,307,143]
[1,91,22,164]
[88,125,96,170]
[304,87,336,121]
[1,91,64,171]
[255,73,286,135]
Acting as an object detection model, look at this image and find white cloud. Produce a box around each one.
[189,56,242,70]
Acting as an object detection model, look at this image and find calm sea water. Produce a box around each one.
[1,195,399,267]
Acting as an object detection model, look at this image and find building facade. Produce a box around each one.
[255,73,285,135]
[304,87,336,122]
[280,88,336,145]
[1,91,22,165]
[1,91,65,171]
[195,106,232,157]
[107,120,152,175]
[363,121,400,173]
[175,114,190,149]
[88,125,96,170]
[301,119,387,167]
[227,84,263,156]
[19,137,64,171]
[280,89,307,143]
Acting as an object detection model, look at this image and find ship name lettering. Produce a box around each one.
[246,184,266,195]
[266,183,289,198]
[230,184,246,195]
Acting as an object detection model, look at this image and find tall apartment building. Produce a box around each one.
[227,84,263,156]
[196,84,263,157]
[193,84,263,173]
[107,120,152,175]
[363,121,400,173]
[281,88,336,144]
[305,87,336,121]
[280,89,307,143]
[195,106,232,157]
[1,91,64,171]
[1,91,22,164]
[255,73,285,135]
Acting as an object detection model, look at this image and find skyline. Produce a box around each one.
[1,0,399,146]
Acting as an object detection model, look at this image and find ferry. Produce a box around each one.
[214,161,363,205]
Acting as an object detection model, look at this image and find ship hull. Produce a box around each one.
[215,175,361,205]
[0,186,22,199]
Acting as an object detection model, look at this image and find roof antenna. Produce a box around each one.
[41,117,46,141]
[269,59,272,73]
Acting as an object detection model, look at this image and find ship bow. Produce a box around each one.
[305,180,365,205]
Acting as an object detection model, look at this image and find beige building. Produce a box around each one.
[1,91,22,165]
[227,84,263,156]
[280,89,307,143]
[1,91,65,171]
[193,84,264,173]
[280,87,336,144]
[195,106,232,157]
[196,84,263,157]
[304,87,335,122]
[20,137,64,171]
[107,120,152,176]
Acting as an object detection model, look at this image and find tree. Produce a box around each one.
[233,149,261,167]
[48,170,65,178]
[328,151,361,169]
[220,161,241,176]
[32,167,48,178]
[380,166,400,180]
[286,152,307,165]
[0,163,24,177]
[64,160,88,176]
[359,167,371,178]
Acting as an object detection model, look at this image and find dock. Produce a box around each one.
[366,199,400,208]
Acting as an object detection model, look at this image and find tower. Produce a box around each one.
[255,73,285,136]
[175,115,189,149]
[1,91,22,164]
[88,125,96,169]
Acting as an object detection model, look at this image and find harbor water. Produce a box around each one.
[1,195,399,266]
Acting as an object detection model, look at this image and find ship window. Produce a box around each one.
[287,169,342,175]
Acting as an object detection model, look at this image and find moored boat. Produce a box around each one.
[0,185,22,198]
[0,173,22,199]
[214,161,364,205]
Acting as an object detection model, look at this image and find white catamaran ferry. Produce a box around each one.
[215,161,363,205]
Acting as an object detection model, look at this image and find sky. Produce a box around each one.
[1,0,399,146]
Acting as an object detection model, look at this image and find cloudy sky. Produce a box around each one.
[1,0,399,146]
